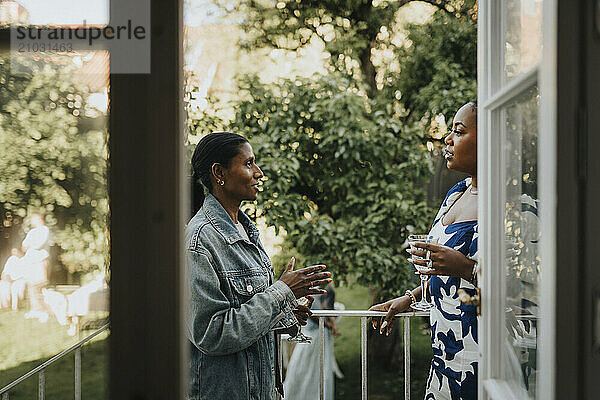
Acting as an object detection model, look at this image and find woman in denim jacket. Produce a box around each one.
[186,132,332,400]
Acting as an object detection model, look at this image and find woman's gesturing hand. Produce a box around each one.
[368,296,412,336]
[407,242,475,281]
[279,257,332,299]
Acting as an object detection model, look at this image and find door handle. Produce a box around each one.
[458,288,481,316]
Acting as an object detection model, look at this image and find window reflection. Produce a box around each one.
[0,51,109,398]
[503,86,540,399]
[504,0,543,81]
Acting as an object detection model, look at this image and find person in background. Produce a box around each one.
[186,132,333,400]
[283,284,341,400]
[0,248,26,310]
[22,213,49,251]
[22,213,50,322]
[370,102,479,400]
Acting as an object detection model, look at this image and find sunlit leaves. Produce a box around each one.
[238,0,476,96]
[0,57,108,275]
[384,11,476,124]
[190,0,477,297]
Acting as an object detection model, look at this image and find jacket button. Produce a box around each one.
[247,284,253,292]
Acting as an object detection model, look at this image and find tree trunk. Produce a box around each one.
[359,39,378,98]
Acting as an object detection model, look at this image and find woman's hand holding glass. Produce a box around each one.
[292,295,314,326]
[407,242,475,281]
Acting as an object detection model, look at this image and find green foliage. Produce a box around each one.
[239,0,397,57]
[387,11,477,123]
[219,74,434,296]
[0,56,108,274]
[235,0,478,130]
[270,239,308,279]
[237,0,476,95]
[188,2,477,298]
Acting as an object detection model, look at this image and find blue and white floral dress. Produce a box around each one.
[425,178,479,400]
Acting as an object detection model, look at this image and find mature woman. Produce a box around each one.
[186,132,332,400]
[370,102,479,400]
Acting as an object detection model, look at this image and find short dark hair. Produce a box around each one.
[190,132,248,213]
[467,101,477,113]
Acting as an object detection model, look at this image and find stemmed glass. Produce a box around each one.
[408,234,438,311]
[287,297,312,343]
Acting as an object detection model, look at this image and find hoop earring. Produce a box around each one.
[218,180,225,186]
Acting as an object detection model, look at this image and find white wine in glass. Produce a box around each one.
[407,234,438,311]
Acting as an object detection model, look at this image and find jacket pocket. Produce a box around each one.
[228,273,268,307]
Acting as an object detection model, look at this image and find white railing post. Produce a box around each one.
[38,369,45,400]
[74,347,81,400]
[306,310,427,400]
[361,317,368,400]
[2,391,8,399]
[319,317,325,400]
[277,336,283,400]
[404,316,410,400]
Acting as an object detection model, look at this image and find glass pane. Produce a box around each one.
[503,86,540,399]
[504,0,543,81]
[0,0,109,26]
[0,50,109,398]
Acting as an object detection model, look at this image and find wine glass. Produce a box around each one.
[407,234,438,311]
[287,297,312,343]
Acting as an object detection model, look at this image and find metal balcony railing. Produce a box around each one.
[1,311,431,400]
[0,324,109,400]
[279,310,429,400]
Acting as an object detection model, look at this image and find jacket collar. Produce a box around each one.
[202,193,259,245]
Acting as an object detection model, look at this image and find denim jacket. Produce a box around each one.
[185,193,299,400]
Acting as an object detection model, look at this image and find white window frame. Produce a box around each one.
[478,1,554,399]
[536,0,557,398]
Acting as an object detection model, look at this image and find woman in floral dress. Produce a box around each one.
[370,102,479,400]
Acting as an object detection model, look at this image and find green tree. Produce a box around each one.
[191,73,434,297]
[189,1,477,296]
[238,0,476,97]
[384,11,477,123]
[0,56,108,277]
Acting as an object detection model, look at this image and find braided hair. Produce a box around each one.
[191,132,249,214]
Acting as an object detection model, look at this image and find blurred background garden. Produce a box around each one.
[0,0,476,398]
